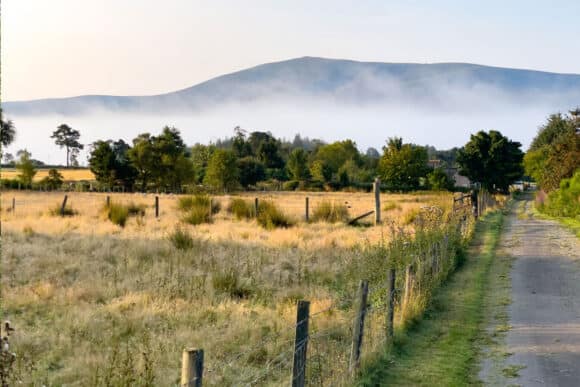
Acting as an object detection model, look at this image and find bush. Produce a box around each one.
[311,201,349,223]
[228,198,255,220]
[539,169,580,218]
[256,201,294,229]
[179,194,220,225]
[168,227,195,250]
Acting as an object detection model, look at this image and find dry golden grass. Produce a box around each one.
[1,189,459,385]
[0,168,95,181]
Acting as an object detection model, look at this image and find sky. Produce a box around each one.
[3,0,580,102]
[2,1,580,164]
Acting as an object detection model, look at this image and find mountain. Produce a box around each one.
[4,57,580,116]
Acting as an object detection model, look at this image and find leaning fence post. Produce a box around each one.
[374,178,381,225]
[181,348,203,387]
[292,300,310,387]
[305,197,309,222]
[350,280,369,374]
[60,195,68,216]
[155,196,159,218]
[386,268,396,341]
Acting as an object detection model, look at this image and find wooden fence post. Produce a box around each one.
[12,197,15,213]
[60,195,68,216]
[350,280,369,374]
[254,197,259,216]
[402,264,414,319]
[106,196,110,207]
[155,196,159,218]
[209,198,213,222]
[305,197,309,222]
[374,178,381,225]
[181,348,203,387]
[386,268,396,341]
[292,300,310,387]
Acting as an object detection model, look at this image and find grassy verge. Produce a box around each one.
[358,209,505,386]
[532,208,580,239]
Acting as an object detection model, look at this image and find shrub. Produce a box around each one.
[167,227,195,250]
[179,194,220,225]
[311,201,349,223]
[228,198,255,220]
[256,201,294,229]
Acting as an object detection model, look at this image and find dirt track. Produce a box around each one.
[482,196,580,386]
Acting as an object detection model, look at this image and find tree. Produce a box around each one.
[41,169,64,189]
[0,109,16,148]
[152,126,193,190]
[191,143,215,184]
[524,111,579,191]
[89,140,117,186]
[51,124,83,167]
[204,149,239,192]
[313,140,361,179]
[15,150,37,186]
[128,133,158,191]
[237,157,266,187]
[457,130,523,193]
[427,168,455,191]
[287,148,310,180]
[3,153,14,166]
[310,160,332,182]
[378,137,429,190]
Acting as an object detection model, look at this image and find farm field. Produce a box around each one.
[0,168,95,182]
[1,190,468,385]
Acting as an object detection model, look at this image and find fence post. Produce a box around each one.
[350,280,369,374]
[106,195,110,207]
[254,197,259,216]
[155,196,159,218]
[181,348,203,387]
[374,178,381,225]
[386,268,396,341]
[209,198,213,222]
[12,197,15,213]
[305,197,309,222]
[402,264,414,319]
[60,195,68,216]
[292,300,310,387]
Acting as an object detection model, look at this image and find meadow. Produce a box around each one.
[1,189,470,385]
[0,168,95,182]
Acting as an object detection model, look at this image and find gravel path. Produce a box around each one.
[487,197,580,386]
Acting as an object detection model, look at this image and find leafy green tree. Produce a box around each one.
[41,169,64,189]
[128,133,158,191]
[313,140,361,179]
[524,111,579,191]
[15,149,36,186]
[152,126,193,190]
[232,127,252,158]
[287,148,310,180]
[204,149,239,192]
[427,168,455,191]
[191,143,215,183]
[378,137,429,190]
[51,124,84,167]
[310,160,332,182]
[89,140,117,186]
[237,157,265,187]
[457,130,523,193]
[1,108,16,149]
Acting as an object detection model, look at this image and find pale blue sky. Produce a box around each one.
[3,0,580,101]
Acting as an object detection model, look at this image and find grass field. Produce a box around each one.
[0,168,95,182]
[1,190,482,385]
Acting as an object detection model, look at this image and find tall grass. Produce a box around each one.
[311,201,349,223]
[228,198,255,220]
[256,201,294,229]
[179,194,220,225]
[103,202,145,227]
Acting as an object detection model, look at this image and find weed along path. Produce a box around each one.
[480,196,580,386]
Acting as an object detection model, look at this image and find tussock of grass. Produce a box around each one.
[228,198,255,220]
[256,201,294,229]
[167,227,195,250]
[49,203,78,217]
[311,201,349,223]
[179,194,220,225]
[103,202,145,227]
[384,201,402,212]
